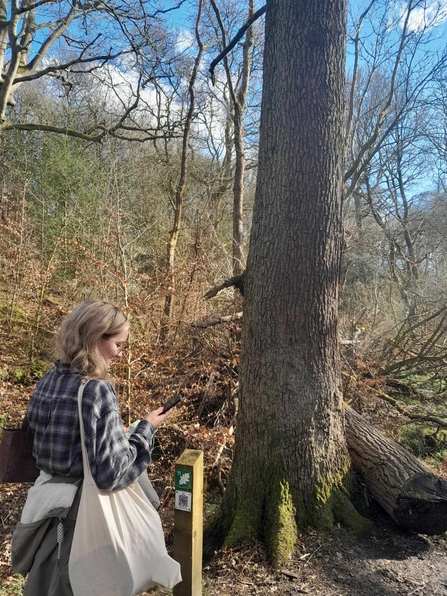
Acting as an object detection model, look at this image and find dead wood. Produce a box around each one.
[192,312,243,328]
[345,404,447,535]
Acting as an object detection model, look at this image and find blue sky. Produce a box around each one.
[166,0,447,50]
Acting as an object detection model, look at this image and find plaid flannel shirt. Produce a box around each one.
[27,361,155,491]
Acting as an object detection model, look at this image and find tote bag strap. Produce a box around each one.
[77,381,94,482]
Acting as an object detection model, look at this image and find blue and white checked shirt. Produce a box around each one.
[27,361,155,491]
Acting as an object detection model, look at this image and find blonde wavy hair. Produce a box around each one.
[55,299,128,379]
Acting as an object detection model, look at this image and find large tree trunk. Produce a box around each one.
[207,0,356,564]
[345,405,447,535]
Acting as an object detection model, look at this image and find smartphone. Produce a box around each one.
[160,394,181,414]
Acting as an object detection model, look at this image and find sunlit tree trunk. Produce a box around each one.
[208,0,361,564]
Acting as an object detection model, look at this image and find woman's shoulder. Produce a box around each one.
[82,378,118,416]
[32,363,79,398]
[31,365,118,417]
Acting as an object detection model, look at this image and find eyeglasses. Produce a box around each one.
[103,337,127,352]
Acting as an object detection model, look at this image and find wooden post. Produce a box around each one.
[173,449,203,596]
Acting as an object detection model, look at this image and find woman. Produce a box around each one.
[12,299,170,595]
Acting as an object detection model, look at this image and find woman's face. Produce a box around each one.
[97,324,129,368]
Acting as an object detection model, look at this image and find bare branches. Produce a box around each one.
[14,0,72,16]
[1,120,181,142]
[374,304,447,378]
[344,1,447,200]
[208,0,236,103]
[0,0,188,143]
[345,0,375,157]
[162,0,204,329]
[14,47,132,83]
[209,3,266,84]
[345,374,447,429]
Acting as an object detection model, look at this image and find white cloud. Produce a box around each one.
[399,1,447,33]
[176,29,195,52]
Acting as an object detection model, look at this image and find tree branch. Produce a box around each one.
[14,48,132,82]
[204,273,245,299]
[0,120,180,142]
[209,3,266,84]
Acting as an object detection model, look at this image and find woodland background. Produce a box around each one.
[3,0,447,593]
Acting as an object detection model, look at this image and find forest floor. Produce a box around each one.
[2,476,447,596]
[3,384,447,596]
[2,294,447,595]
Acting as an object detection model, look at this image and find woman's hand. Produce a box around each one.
[143,407,170,430]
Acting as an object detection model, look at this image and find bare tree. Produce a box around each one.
[344,0,447,201]
[162,0,204,330]
[339,0,447,348]
[208,0,255,277]
[0,0,186,140]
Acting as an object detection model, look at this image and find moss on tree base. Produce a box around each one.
[264,479,298,564]
[204,466,370,565]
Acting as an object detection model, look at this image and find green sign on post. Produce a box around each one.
[175,468,193,490]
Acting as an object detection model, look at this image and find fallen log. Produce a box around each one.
[344,404,447,535]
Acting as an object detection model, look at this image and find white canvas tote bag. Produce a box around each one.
[68,381,181,596]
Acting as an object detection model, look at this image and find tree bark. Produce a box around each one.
[162,0,204,333]
[345,405,447,535]
[231,0,254,277]
[207,0,353,564]
[208,0,254,277]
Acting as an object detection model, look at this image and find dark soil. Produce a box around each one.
[201,520,447,596]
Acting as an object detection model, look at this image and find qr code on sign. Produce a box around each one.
[175,490,192,512]
[179,493,189,508]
